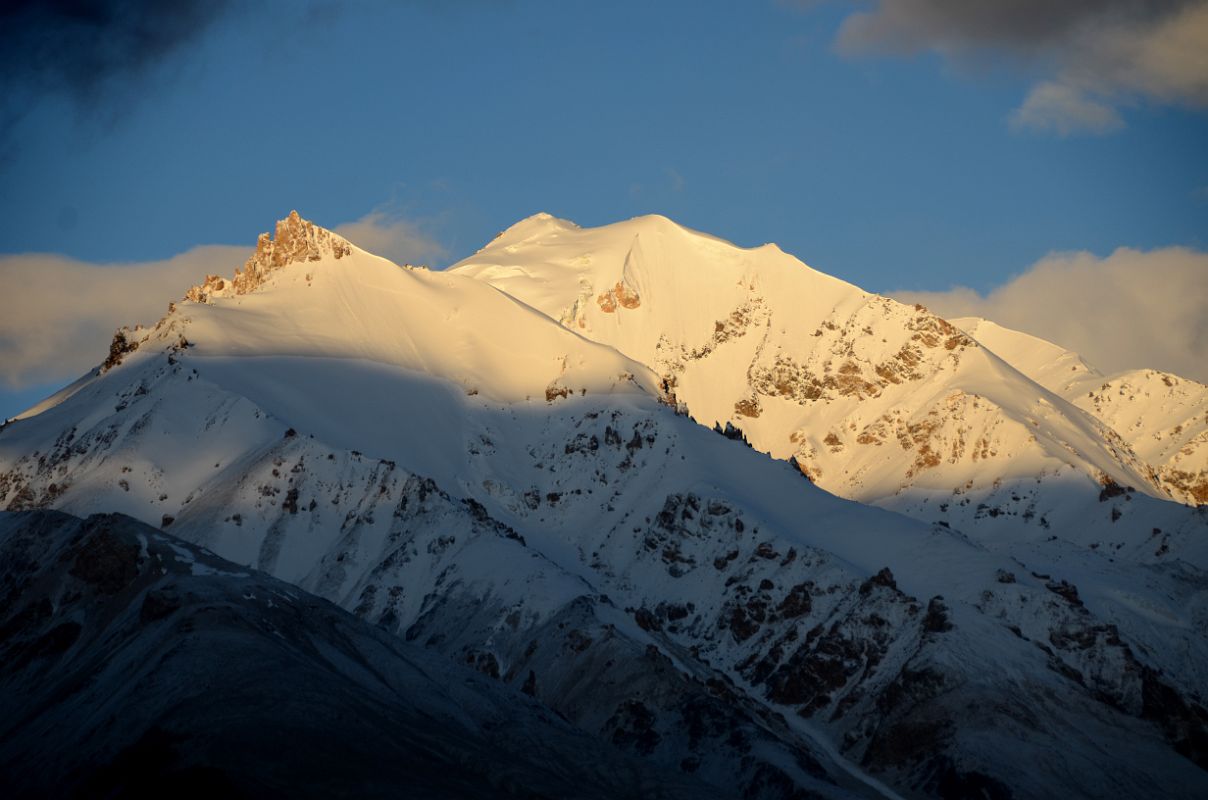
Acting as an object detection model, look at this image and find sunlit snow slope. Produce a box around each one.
[955,316,1208,506]
[451,213,1206,556]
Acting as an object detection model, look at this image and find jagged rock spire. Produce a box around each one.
[185,211,352,302]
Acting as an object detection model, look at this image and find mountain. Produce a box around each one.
[2,211,1206,798]
[450,212,1207,565]
[0,509,711,799]
[952,316,1208,507]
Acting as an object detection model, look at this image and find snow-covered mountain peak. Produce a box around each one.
[84,211,663,410]
[452,212,1198,535]
[951,316,1208,506]
[488,211,580,249]
[184,210,355,303]
[454,211,865,347]
[952,316,1102,389]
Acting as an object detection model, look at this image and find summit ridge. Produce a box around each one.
[185,210,353,302]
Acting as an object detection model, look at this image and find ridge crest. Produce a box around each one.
[185,210,352,302]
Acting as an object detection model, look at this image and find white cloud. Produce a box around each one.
[0,245,249,389]
[891,246,1208,383]
[1010,82,1123,136]
[665,167,686,193]
[333,211,447,267]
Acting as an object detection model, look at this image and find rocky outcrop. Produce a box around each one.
[100,329,139,372]
[183,274,227,303]
[185,210,352,302]
[596,280,641,312]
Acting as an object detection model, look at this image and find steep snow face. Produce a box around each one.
[455,213,863,382]
[955,317,1208,506]
[450,213,1198,544]
[952,317,1101,397]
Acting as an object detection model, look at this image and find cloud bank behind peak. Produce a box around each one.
[891,245,1208,383]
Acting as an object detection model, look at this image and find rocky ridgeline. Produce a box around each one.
[185,210,352,302]
[95,212,354,375]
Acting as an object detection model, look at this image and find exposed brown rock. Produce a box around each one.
[874,345,925,385]
[183,274,227,303]
[734,395,762,418]
[906,311,975,352]
[750,355,826,404]
[184,211,353,302]
[777,582,814,618]
[614,281,641,309]
[101,329,139,372]
[833,362,879,399]
[1161,467,1208,505]
[595,280,641,313]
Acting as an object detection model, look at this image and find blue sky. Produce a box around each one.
[1,0,1206,418]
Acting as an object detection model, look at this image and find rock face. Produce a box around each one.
[101,328,139,372]
[185,210,352,302]
[597,280,642,312]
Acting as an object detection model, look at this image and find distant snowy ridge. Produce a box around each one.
[954,316,1208,506]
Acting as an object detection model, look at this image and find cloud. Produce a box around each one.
[332,211,448,267]
[0,245,248,390]
[1009,81,1124,136]
[809,0,1208,134]
[833,1,1185,52]
[628,168,688,200]
[0,1,234,141]
[665,167,686,193]
[891,246,1208,383]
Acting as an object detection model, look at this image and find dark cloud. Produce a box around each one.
[836,0,1196,53]
[820,0,1208,134]
[0,0,230,98]
[0,0,233,151]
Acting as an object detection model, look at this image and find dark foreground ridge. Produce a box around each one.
[0,509,711,799]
